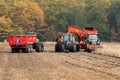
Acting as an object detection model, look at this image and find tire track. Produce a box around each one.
[1,53,33,80]
[58,53,120,80]
[21,43,120,80]
[81,53,120,66]
[65,54,113,69]
[0,42,120,80]
[66,52,120,67]
[85,52,120,62]
[63,60,120,80]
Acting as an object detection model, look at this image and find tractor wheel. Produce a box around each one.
[11,48,16,53]
[41,45,44,52]
[55,44,59,52]
[88,49,92,53]
[35,43,42,52]
[59,44,64,52]
[85,49,92,53]
[76,44,80,51]
[96,40,100,45]
[72,45,76,52]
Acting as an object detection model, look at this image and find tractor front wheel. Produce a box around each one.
[35,43,43,52]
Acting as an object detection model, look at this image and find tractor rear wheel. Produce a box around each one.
[59,43,64,52]
[55,44,59,52]
[41,45,44,52]
[76,44,80,51]
[35,43,42,52]
[72,45,76,52]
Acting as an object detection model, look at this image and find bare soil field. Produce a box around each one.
[0,42,120,80]
[96,42,120,57]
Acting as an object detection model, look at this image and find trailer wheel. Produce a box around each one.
[59,44,64,52]
[16,49,20,53]
[21,49,25,53]
[11,48,16,53]
[25,46,31,53]
[55,44,59,52]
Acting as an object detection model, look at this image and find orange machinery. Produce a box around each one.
[68,26,101,52]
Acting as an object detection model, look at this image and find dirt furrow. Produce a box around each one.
[0,42,120,80]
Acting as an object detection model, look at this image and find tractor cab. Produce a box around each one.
[63,33,75,44]
[55,33,78,52]
[86,34,100,45]
[88,34,98,40]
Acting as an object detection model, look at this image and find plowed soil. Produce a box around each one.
[0,42,120,80]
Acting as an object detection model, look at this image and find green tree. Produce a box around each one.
[38,0,86,32]
[0,0,119,42]
[108,0,120,41]
[85,0,111,41]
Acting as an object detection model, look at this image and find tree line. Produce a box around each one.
[0,0,120,42]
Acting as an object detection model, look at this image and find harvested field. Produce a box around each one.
[96,42,120,57]
[0,42,120,80]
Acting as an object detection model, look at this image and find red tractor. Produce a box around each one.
[8,32,44,53]
[68,26,102,52]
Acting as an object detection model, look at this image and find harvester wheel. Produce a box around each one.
[85,49,92,53]
[55,44,59,52]
[96,40,100,45]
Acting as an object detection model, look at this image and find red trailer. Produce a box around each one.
[68,26,101,52]
[8,33,44,53]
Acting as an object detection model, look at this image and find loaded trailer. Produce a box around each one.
[8,32,44,53]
